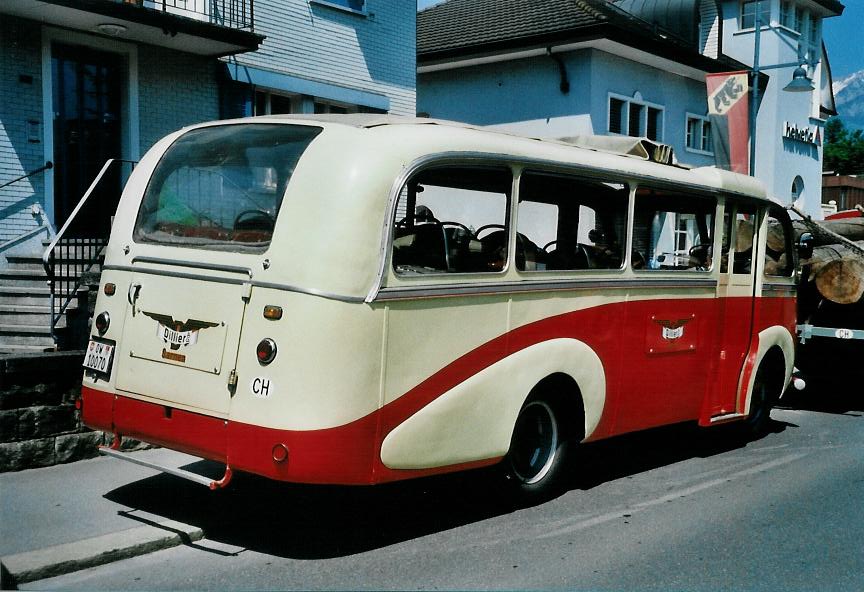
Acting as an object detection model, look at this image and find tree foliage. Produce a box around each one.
[824,117,864,174]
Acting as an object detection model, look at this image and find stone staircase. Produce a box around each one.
[0,250,90,354]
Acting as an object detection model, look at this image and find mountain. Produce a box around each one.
[833,70,864,131]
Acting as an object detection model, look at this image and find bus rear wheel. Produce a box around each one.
[504,398,571,502]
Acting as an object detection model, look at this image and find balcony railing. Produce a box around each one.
[131,0,255,31]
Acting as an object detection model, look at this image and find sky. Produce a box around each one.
[416,1,863,81]
[822,2,863,82]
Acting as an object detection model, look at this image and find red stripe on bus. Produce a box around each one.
[82,295,794,485]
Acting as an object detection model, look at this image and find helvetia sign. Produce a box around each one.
[783,121,821,146]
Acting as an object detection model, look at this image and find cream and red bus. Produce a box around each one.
[81,115,798,499]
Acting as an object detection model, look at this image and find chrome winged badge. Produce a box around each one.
[142,311,219,350]
[653,317,692,341]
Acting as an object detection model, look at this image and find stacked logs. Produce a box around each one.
[768,206,864,305]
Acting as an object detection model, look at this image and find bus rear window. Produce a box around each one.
[134,124,321,251]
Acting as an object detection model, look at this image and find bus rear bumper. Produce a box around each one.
[81,386,498,486]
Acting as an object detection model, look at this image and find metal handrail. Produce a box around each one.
[0,161,53,190]
[42,159,137,344]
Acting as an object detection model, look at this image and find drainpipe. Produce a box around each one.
[547,47,570,94]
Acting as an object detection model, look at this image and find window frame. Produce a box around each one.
[607,93,665,141]
[389,163,515,278]
[514,169,631,274]
[309,0,366,16]
[631,185,718,273]
[739,0,771,31]
[684,113,714,156]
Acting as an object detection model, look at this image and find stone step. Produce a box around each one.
[0,332,56,347]
[0,272,84,288]
[0,287,88,307]
[0,344,57,354]
[0,307,65,327]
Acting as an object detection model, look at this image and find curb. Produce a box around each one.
[0,519,203,588]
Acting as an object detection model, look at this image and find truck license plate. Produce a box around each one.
[83,339,115,375]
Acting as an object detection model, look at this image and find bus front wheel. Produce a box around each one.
[741,364,774,437]
[504,398,571,502]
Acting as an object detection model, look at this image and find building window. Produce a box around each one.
[791,175,805,204]
[609,97,626,134]
[740,1,770,30]
[794,6,804,32]
[311,0,365,13]
[685,115,713,154]
[809,15,820,46]
[608,94,664,141]
[647,107,662,141]
[254,90,296,115]
[780,1,795,30]
[628,103,644,138]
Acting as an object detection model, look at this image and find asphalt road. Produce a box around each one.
[23,384,864,591]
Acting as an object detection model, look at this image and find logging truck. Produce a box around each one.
[789,207,864,382]
[79,116,802,499]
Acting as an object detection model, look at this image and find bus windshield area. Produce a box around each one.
[134,124,321,252]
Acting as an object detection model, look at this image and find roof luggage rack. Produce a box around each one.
[555,135,680,166]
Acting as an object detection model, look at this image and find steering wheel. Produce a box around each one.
[689,243,712,269]
[542,240,558,253]
[475,224,506,240]
[233,209,276,230]
[440,221,471,234]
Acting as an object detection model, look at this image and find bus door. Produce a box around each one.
[708,200,760,418]
[616,188,717,433]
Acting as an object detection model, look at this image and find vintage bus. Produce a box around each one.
[80,115,799,499]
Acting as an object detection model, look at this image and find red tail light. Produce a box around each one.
[256,338,277,365]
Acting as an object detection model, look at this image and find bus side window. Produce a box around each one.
[392,167,511,275]
[517,171,628,271]
[732,205,757,275]
[764,207,794,277]
[632,187,715,271]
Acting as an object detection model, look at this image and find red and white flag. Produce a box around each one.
[706,71,750,175]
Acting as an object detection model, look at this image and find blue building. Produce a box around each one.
[417,0,843,218]
[0,0,415,351]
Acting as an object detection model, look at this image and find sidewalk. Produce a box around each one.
[0,449,213,587]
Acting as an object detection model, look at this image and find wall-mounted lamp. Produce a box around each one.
[96,23,128,37]
[783,66,816,93]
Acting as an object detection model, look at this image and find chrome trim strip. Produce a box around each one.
[251,281,365,303]
[375,278,718,301]
[104,264,365,303]
[762,282,796,293]
[103,264,247,286]
[131,256,253,278]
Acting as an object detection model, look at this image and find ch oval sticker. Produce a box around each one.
[250,376,274,398]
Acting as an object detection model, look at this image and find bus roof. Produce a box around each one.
[196,114,771,203]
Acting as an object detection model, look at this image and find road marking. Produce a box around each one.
[536,452,807,540]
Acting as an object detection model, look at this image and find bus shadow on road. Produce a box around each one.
[104,418,791,560]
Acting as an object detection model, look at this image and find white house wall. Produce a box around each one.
[719,0,827,217]
[231,0,416,116]
[0,18,46,248]
[417,48,717,169]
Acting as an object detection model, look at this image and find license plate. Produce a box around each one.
[84,339,115,375]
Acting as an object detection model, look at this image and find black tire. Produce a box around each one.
[504,398,572,502]
[741,365,774,437]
